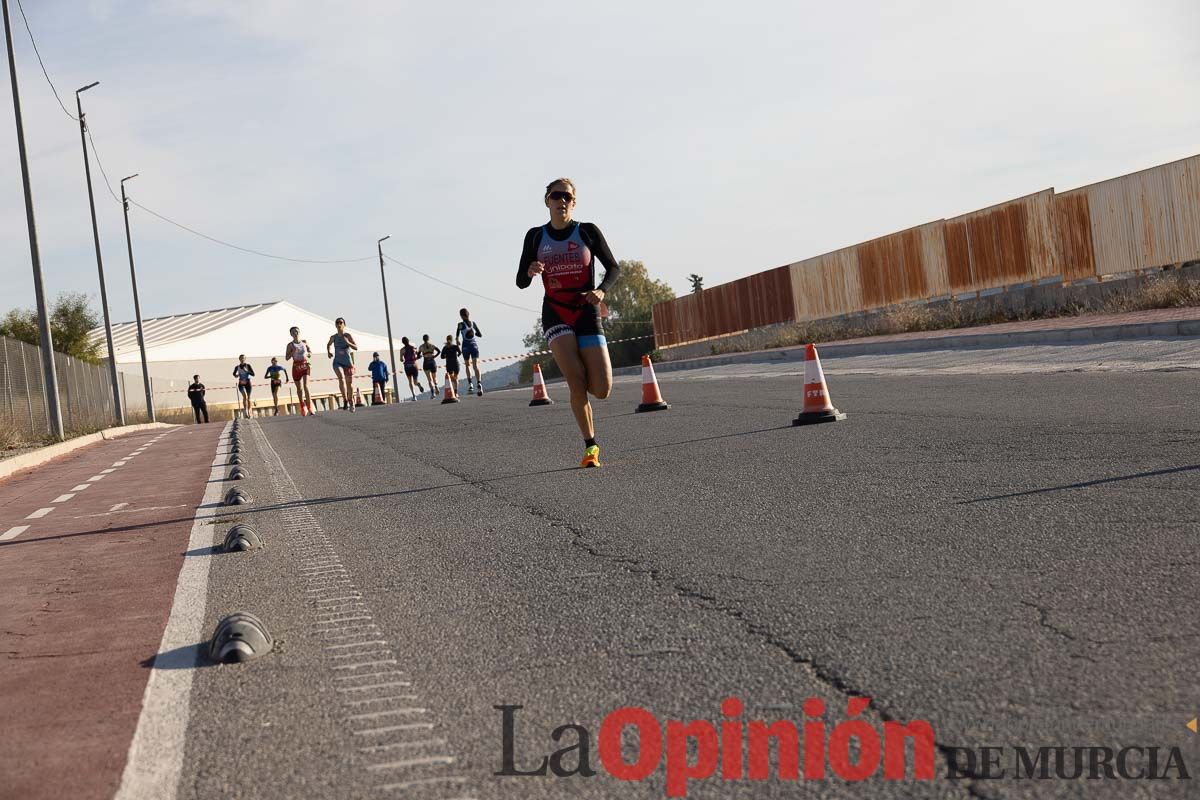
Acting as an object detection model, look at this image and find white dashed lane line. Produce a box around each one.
[72,484,90,492]
[1,526,30,541]
[101,469,116,474]
[87,475,107,482]
[26,508,55,520]
[110,503,129,511]
[52,493,76,503]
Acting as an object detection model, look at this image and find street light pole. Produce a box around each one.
[2,0,62,439]
[377,236,400,403]
[75,81,124,426]
[120,174,154,422]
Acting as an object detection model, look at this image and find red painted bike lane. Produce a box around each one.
[0,423,223,800]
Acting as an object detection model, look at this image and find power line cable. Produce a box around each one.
[85,126,121,203]
[14,0,78,121]
[382,252,540,313]
[128,198,377,264]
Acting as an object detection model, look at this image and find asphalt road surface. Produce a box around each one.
[170,359,1199,800]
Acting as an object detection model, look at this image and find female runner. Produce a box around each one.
[326,317,359,411]
[516,178,621,467]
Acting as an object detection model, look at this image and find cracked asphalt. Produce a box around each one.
[184,364,1200,799]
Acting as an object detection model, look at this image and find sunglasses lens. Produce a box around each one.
[550,191,573,202]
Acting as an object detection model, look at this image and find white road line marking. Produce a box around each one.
[110,503,129,511]
[332,659,398,670]
[113,461,128,467]
[87,474,106,482]
[101,468,116,474]
[1,525,30,541]
[349,708,428,722]
[330,651,392,660]
[26,507,55,519]
[333,672,408,683]
[314,615,373,625]
[72,484,90,492]
[359,738,446,753]
[367,755,454,770]
[325,640,388,650]
[314,595,362,604]
[345,695,420,707]
[114,422,231,800]
[353,723,436,737]
[377,775,466,790]
[52,493,76,503]
[336,681,413,692]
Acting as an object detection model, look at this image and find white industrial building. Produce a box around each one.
[94,301,400,410]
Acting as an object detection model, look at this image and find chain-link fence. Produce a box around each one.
[0,334,152,447]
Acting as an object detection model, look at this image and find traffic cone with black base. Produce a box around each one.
[441,380,459,404]
[529,363,553,406]
[636,355,670,412]
[793,344,846,425]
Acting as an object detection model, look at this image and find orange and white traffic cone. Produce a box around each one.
[529,363,553,406]
[441,379,459,404]
[373,384,383,405]
[636,355,670,412]
[793,344,846,425]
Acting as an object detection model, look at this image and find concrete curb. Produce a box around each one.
[611,318,1200,378]
[0,422,177,483]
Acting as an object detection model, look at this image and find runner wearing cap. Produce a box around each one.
[368,351,390,404]
[327,317,359,412]
[456,308,484,396]
[516,177,621,468]
[286,326,314,416]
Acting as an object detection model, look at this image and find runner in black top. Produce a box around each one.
[516,177,621,468]
[440,335,462,398]
[232,355,256,419]
[456,309,484,395]
[400,337,424,400]
[418,335,441,399]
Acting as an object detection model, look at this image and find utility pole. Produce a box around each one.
[121,174,154,421]
[377,236,400,403]
[2,0,63,439]
[76,81,124,425]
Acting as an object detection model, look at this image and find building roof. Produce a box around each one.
[92,300,397,364]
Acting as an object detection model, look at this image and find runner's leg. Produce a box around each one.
[549,336,593,440]
[581,346,613,399]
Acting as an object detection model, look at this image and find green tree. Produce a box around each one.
[688,273,704,293]
[518,259,676,380]
[0,292,103,363]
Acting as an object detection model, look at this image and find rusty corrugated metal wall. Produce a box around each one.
[1070,154,1200,276]
[652,154,1200,348]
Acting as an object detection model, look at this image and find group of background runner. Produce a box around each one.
[203,176,617,468]
[397,308,485,401]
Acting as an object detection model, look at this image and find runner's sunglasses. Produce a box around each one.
[547,191,574,202]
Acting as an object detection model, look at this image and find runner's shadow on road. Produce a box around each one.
[958,464,1200,504]
[626,424,795,452]
[140,643,216,670]
[184,545,220,557]
[230,465,585,516]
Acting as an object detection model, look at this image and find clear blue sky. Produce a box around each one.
[2,0,1198,364]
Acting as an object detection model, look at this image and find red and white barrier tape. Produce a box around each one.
[158,332,663,393]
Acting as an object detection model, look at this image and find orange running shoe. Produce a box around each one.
[580,445,601,468]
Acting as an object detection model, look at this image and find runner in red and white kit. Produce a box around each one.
[516,177,621,468]
[286,326,315,416]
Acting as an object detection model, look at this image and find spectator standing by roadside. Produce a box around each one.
[368,352,390,404]
[187,375,209,424]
